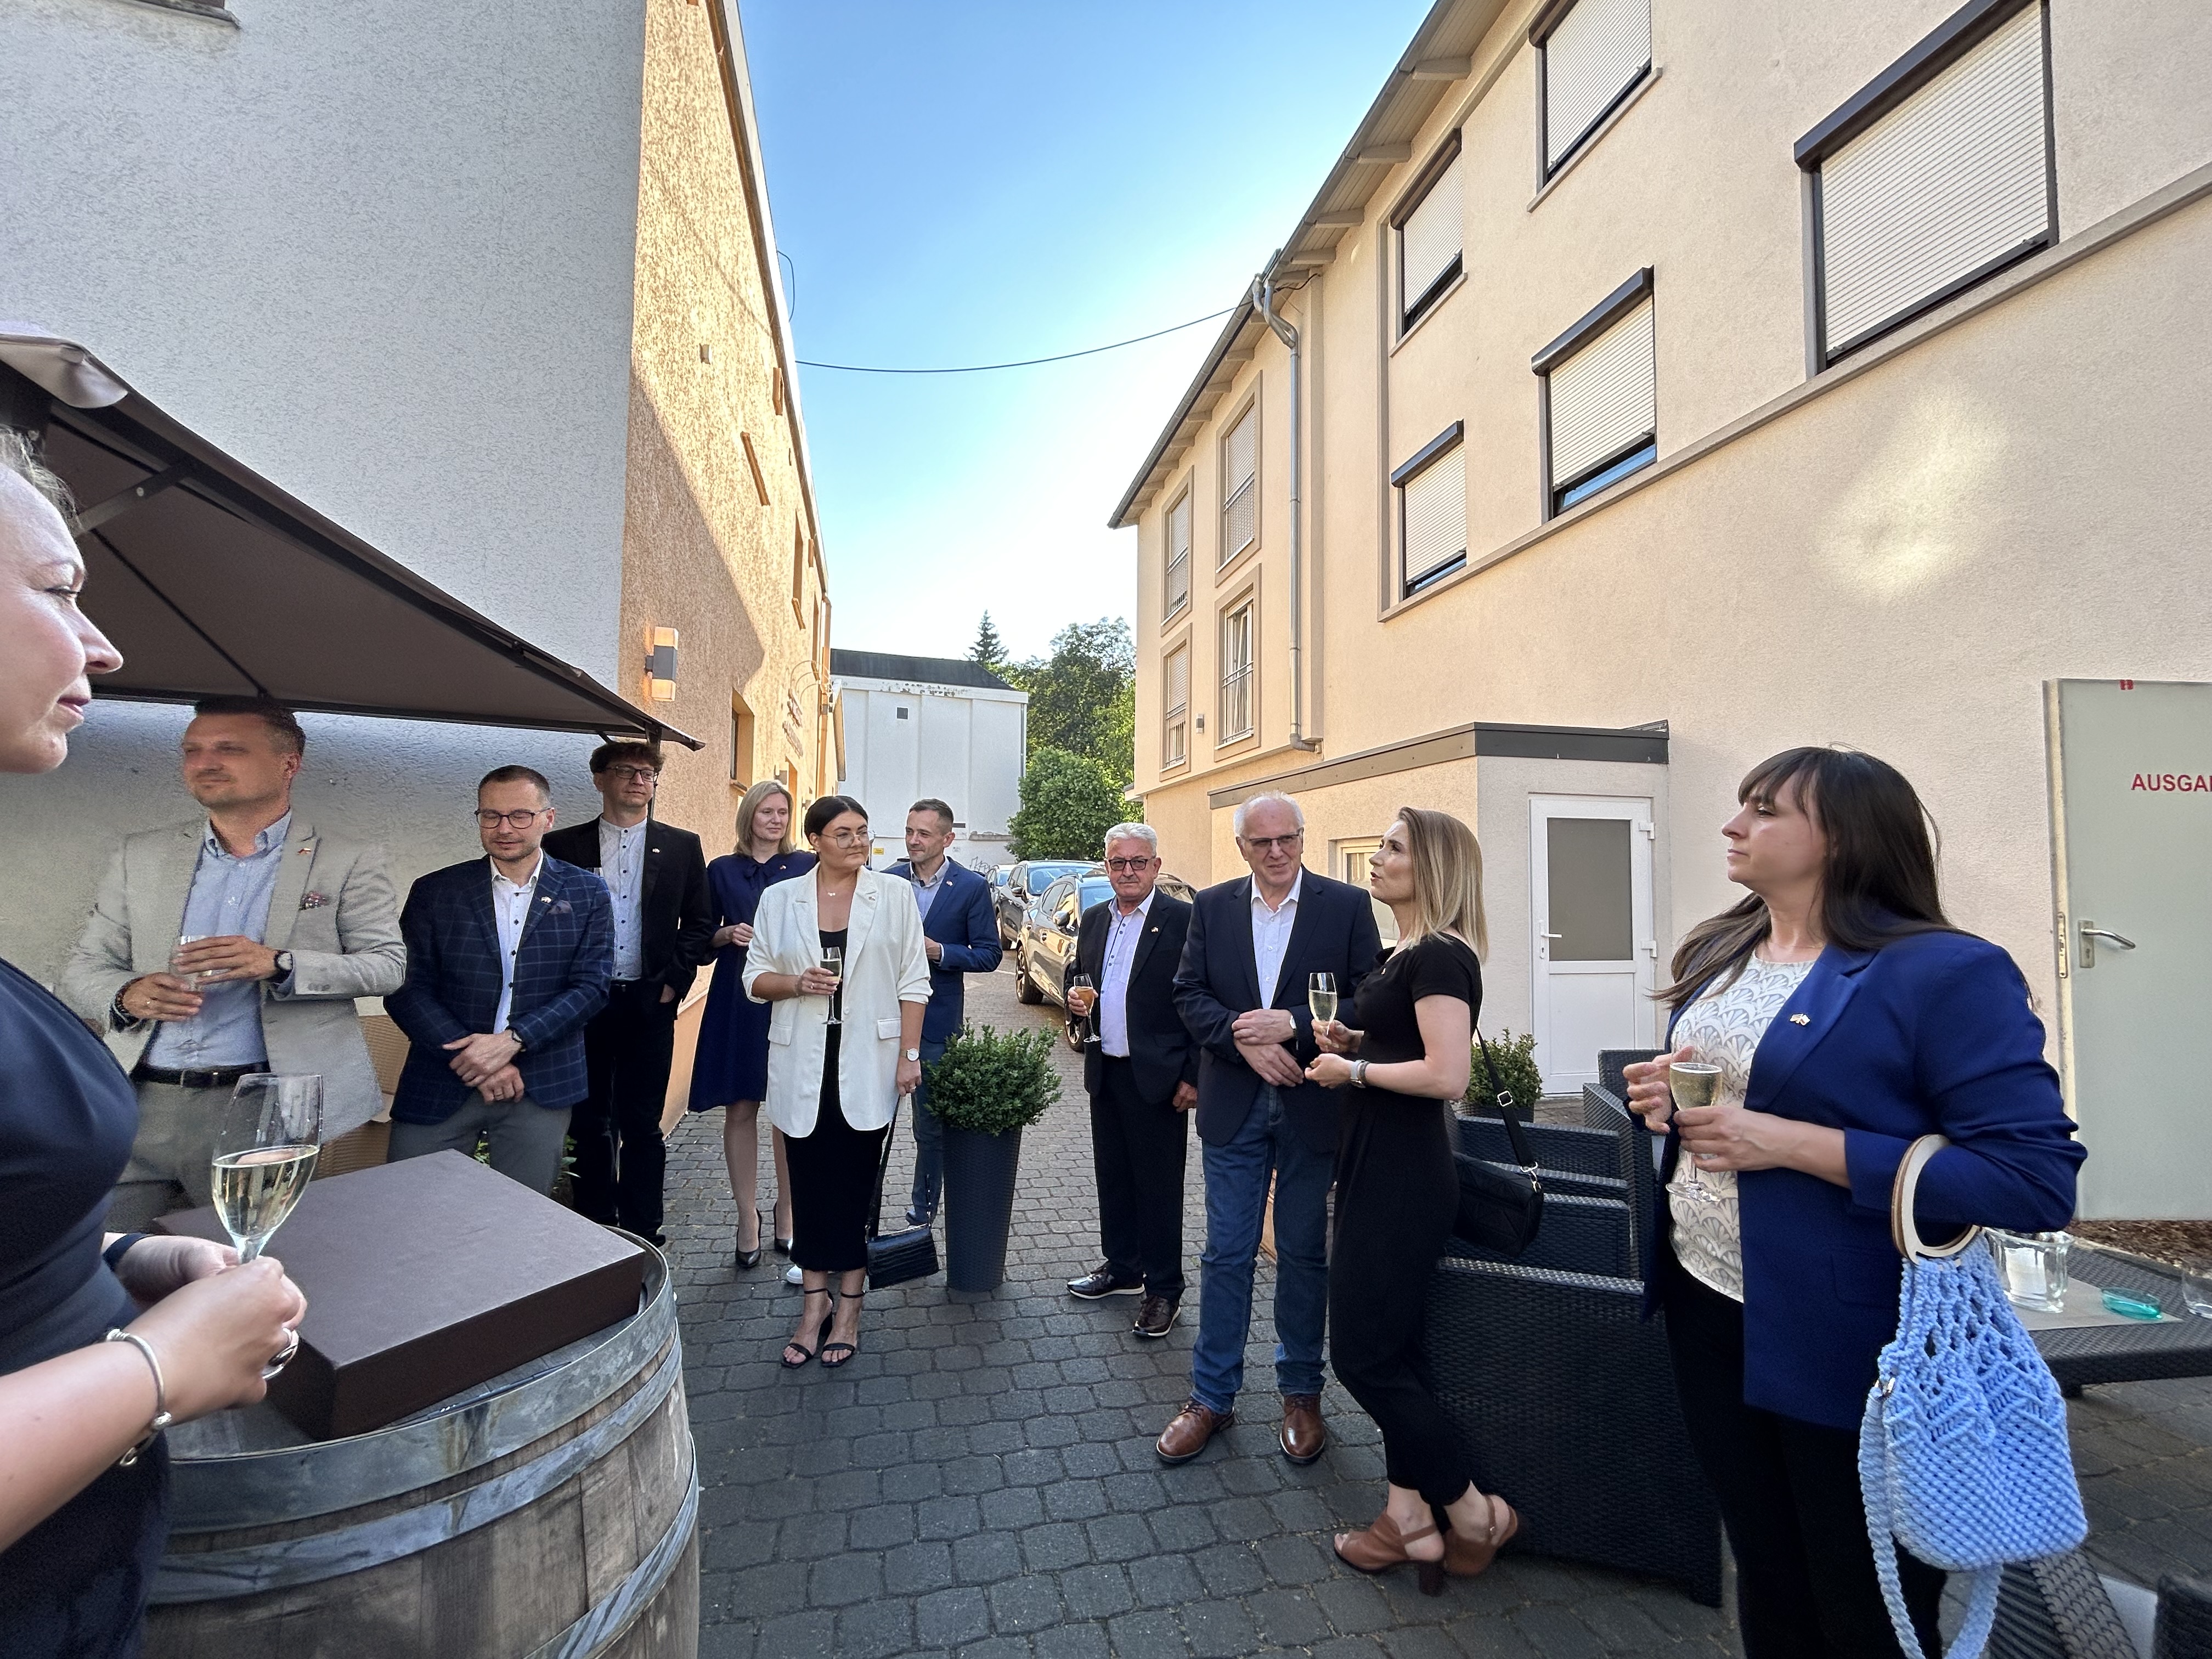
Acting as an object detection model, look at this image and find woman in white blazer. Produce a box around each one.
[743,796,930,1368]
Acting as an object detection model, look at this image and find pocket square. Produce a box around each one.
[552,899,573,913]
[299,891,330,910]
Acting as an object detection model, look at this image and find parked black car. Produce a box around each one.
[994,859,1088,945]
[1013,867,1197,1042]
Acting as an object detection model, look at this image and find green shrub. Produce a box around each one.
[925,1023,1062,1136]
[1465,1028,1546,1115]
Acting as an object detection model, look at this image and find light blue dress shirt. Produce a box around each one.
[1097,891,1153,1058]
[599,817,648,981]
[908,857,953,923]
[146,812,292,1069]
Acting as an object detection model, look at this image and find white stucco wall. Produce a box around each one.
[836,678,1029,870]
[0,0,648,978]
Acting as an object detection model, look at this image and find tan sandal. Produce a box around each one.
[1333,1510,1446,1596]
[1443,1493,1520,1577]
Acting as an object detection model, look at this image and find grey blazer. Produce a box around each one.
[59,816,408,1138]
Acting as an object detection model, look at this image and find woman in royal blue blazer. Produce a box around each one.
[1623,747,2082,1659]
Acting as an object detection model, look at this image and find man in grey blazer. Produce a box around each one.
[62,698,405,1226]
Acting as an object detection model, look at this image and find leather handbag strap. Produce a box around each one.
[1888,1133,1981,1260]
[866,1098,900,1243]
[1474,1031,1538,1172]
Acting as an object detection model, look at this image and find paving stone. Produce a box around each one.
[987,1572,1065,1634]
[1180,1597,1260,1657]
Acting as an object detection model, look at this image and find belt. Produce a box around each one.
[132,1063,262,1091]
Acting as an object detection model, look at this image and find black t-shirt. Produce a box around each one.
[1351,934,1483,1071]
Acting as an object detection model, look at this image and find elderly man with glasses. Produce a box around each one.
[384,765,613,1194]
[1063,824,1198,1338]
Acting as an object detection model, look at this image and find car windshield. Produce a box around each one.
[1024,862,1086,893]
[1076,879,1113,912]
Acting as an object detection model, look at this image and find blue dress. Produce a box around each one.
[688,850,817,1110]
[0,956,164,1658]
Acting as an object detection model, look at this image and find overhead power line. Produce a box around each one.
[795,306,1239,375]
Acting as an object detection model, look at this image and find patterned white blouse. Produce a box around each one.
[1666,952,1819,1302]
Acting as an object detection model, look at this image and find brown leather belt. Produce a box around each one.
[131,1063,261,1091]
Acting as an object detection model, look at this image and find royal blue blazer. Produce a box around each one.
[1649,928,2084,1430]
[883,860,1003,1044]
[387,855,614,1120]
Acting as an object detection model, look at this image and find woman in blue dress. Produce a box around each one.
[690,778,816,1268]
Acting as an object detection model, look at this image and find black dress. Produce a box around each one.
[1328,934,1482,1506]
[688,850,817,1110]
[0,957,167,1657]
[782,929,891,1273]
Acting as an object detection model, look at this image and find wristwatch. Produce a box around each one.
[272,950,295,981]
[904,1048,921,1062]
[1350,1060,1370,1089]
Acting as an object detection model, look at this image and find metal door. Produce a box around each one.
[2048,679,2212,1219]
[1531,795,1656,1093]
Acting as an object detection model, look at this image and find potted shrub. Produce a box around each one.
[1464,1028,1545,1117]
[926,1023,1061,1291]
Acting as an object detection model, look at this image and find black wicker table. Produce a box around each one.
[2031,1242,2212,1392]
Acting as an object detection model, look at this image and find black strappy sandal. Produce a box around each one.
[820,1289,865,1368]
[781,1287,832,1369]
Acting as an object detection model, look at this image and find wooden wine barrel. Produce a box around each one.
[144,1245,697,1659]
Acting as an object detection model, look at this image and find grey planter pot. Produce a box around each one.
[942,1124,1023,1292]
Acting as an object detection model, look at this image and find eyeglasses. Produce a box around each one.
[1241,832,1304,854]
[1104,857,1154,873]
[603,765,659,783]
[476,809,547,830]
[817,829,870,847]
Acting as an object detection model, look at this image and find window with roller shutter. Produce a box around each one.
[1536,269,1656,518]
[1162,642,1189,769]
[1164,490,1192,619]
[1393,424,1467,597]
[1798,0,2054,366]
[1218,600,1254,742]
[1535,0,1652,179]
[1395,138,1463,334]
[1220,402,1257,566]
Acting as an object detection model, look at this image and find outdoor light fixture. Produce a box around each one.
[645,627,680,703]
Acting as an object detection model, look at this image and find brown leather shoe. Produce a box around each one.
[1156,1400,1233,1464]
[1443,1493,1520,1577]
[1279,1393,1327,1464]
[1132,1296,1179,1338]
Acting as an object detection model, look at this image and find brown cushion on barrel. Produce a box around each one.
[156,1151,646,1438]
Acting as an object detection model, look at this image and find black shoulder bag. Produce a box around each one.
[866,1098,940,1289]
[1452,1032,1544,1256]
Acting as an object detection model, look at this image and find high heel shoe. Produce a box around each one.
[820,1289,864,1369]
[1332,1510,1446,1596]
[736,1211,765,1271]
[772,1221,793,1258]
[780,1288,832,1368]
[1441,1493,1520,1578]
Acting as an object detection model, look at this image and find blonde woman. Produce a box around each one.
[1307,808,1518,1592]
[744,797,929,1368]
[690,780,815,1268]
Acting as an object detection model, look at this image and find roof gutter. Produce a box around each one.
[1252,266,1320,753]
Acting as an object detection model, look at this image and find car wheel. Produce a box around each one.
[1014,947,1043,1004]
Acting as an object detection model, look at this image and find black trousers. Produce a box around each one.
[786,1039,889,1274]
[1658,1240,1945,1659]
[1090,1057,1189,1301]
[572,980,677,1238]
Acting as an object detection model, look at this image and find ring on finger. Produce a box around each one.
[272,1328,301,1367]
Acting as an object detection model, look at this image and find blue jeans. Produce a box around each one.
[1189,1085,1333,1414]
[905,1036,948,1220]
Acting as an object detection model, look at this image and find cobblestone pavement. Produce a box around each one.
[662,966,2212,1657]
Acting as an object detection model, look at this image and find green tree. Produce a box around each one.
[1002,617,1135,788]
[969,611,1007,671]
[1006,746,1129,860]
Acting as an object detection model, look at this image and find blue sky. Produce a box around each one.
[737,1,1434,662]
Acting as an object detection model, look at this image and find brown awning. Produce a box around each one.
[0,326,701,748]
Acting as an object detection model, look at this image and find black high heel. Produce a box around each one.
[772,1217,793,1258]
[820,1289,865,1368]
[735,1210,764,1271]
[781,1288,832,1368]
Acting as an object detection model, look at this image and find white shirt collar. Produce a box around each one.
[204,811,292,859]
[1250,871,1303,915]
[1112,889,1156,923]
[490,853,544,892]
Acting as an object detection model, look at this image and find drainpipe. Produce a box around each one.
[1254,266,1321,752]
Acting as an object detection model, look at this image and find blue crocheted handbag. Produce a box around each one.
[1858,1136,2087,1659]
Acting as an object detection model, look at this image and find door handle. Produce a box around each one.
[1541,932,1563,940]
[2078,919,2137,970]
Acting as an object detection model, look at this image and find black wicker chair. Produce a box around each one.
[2155,1575,2212,1658]
[1448,1190,1633,1278]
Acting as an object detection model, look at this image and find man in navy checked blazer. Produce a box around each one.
[386,765,614,1194]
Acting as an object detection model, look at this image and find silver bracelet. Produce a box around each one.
[104,1329,172,1467]
[1351,1059,1370,1089]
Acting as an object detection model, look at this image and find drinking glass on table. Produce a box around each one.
[820,946,844,1026]
[1066,974,1098,1044]
[1668,1059,1725,1204]
[1308,972,1338,1029]
[214,1073,321,1376]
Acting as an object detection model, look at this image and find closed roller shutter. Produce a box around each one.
[1818,3,2049,356]
[1544,0,1651,173]
[1401,443,1467,591]
[1400,155,1463,324]
[1547,296,1655,487]
[1222,405,1257,561]
[1163,645,1189,765]
[1165,493,1192,613]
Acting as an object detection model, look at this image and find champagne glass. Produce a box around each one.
[1066,973,1098,1045]
[171,933,213,989]
[1668,1060,1724,1204]
[1308,972,1339,1031]
[214,1073,321,1379]
[820,946,844,1026]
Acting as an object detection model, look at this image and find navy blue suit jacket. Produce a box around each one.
[1172,870,1383,1156]
[1647,929,2083,1430]
[387,855,614,1120]
[883,860,1003,1043]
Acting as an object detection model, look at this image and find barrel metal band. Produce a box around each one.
[527,1469,699,1659]
[150,1338,685,1602]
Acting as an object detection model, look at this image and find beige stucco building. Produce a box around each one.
[1113,0,2212,1215]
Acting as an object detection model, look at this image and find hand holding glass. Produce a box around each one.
[171,934,216,989]
[1308,973,1338,1028]
[1066,974,1098,1043]
[820,947,843,1025]
[1668,1061,1724,1204]
[214,1074,320,1378]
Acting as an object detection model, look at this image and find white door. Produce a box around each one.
[1530,796,1656,1094]
[2048,679,2212,1220]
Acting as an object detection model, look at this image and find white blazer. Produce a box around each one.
[742,866,931,1137]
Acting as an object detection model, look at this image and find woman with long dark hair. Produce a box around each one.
[1623,747,2083,1657]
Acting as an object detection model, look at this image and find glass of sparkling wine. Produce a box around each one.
[215,1073,321,1378]
[820,946,843,1025]
[1668,1060,1725,1204]
[1308,972,1338,1031]
[171,934,213,989]
[1066,974,1097,1043]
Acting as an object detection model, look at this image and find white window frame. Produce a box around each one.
[1218,596,1255,744]
[1796,0,2055,367]
[1393,422,1468,597]
[1534,0,1654,180]
[1164,487,1193,620]
[1393,135,1464,335]
[1162,639,1190,770]
[1334,837,1400,944]
[1534,268,1657,520]
[1219,399,1259,568]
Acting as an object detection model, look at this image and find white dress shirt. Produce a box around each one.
[598,817,649,981]
[1249,872,1302,1007]
[1097,891,1154,1058]
[490,853,542,1034]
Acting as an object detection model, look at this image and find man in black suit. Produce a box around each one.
[541,741,713,1245]
[1159,791,1381,1468]
[1063,824,1197,1339]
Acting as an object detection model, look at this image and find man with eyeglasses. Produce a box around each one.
[1063,824,1197,1338]
[385,765,613,1194]
[542,743,712,1245]
[1158,791,1380,1468]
